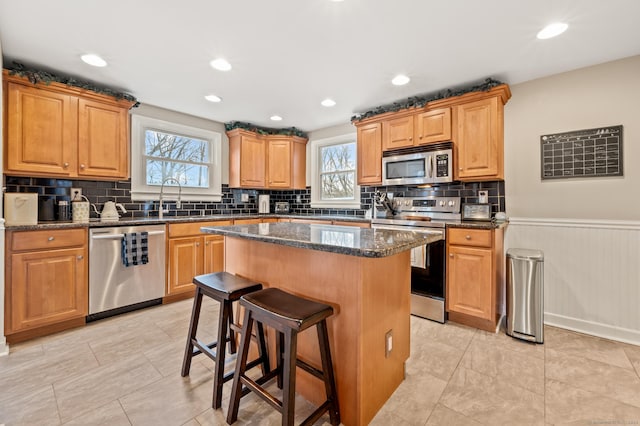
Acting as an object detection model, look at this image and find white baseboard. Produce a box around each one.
[545,312,640,346]
[0,339,8,357]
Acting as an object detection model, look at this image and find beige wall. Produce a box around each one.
[504,55,640,220]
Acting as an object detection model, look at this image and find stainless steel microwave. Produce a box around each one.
[382,148,453,186]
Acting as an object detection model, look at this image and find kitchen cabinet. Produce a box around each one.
[356,122,383,185]
[3,70,135,180]
[416,108,451,145]
[381,108,452,151]
[227,129,307,189]
[354,84,510,184]
[166,220,231,302]
[5,228,88,343]
[446,227,504,332]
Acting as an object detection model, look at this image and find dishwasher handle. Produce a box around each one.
[91,230,166,240]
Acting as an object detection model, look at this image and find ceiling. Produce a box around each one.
[1,1,640,132]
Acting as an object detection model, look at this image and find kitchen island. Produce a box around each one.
[201,222,441,426]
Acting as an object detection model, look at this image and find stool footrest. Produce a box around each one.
[296,358,324,381]
[240,374,283,412]
[191,338,227,362]
[300,401,332,426]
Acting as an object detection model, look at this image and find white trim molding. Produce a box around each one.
[506,217,640,346]
[0,218,8,356]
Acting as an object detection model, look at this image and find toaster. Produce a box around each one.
[274,202,290,213]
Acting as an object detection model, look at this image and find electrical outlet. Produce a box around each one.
[478,190,488,204]
[385,329,393,358]
[241,193,249,202]
[70,187,82,200]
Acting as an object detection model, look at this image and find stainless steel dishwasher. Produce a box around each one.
[88,224,166,321]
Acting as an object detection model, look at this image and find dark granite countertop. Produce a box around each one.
[201,222,442,258]
[447,220,508,230]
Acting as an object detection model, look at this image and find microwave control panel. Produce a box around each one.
[435,154,450,177]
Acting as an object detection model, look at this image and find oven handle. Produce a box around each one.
[91,230,166,240]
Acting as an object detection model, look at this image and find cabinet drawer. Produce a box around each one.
[11,228,87,251]
[448,228,492,248]
[168,221,232,238]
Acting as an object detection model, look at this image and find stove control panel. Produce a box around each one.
[393,196,461,214]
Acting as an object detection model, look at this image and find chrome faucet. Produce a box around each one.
[159,177,182,219]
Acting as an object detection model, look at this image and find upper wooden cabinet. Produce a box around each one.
[381,107,451,151]
[356,122,383,185]
[227,129,307,189]
[3,70,135,180]
[354,84,510,184]
[453,96,503,181]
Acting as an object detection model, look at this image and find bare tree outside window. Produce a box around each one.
[144,130,210,188]
[320,142,356,200]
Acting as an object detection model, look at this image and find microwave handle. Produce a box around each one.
[427,154,434,178]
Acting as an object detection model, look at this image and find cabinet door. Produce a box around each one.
[447,245,492,320]
[5,82,78,176]
[455,97,501,180]
[382,115,414,150]
[203,235,225,274]
[416,108,451,145]
[167,236,203,296]
[357,122,382,185]
[240,135,266,187]
[267,139,292,188]
[78,99,129,179]
[9,248,87,333]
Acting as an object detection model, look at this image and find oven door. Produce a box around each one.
[372,224,447,322]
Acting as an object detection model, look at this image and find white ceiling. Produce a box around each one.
[1,1,640,132]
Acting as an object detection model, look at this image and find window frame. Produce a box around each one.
[130,114,222,202]
[310,133,361,209]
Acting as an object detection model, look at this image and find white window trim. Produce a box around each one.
[310,133,361,209]
[130,114,222,202]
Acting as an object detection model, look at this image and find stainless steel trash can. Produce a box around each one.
[506,248,544,343]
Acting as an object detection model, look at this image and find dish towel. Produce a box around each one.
[121,232,149,267]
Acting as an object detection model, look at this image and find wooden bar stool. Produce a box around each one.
[181,272,271,409]
[227,287,340,426]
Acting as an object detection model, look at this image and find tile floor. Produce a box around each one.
[1,298,640,425]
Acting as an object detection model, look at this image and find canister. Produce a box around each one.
[72,195,91,223]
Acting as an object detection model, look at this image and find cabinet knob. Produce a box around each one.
[80,164,86,170]
[196,242,200,247]
[205,241,209,246]
[63,162,69,168]
[449,253,454,258]
[419,135,423,139]
[77,255,83,260]
[48,236,55,241]
[409,137,413,141]
[465,235,471,240]
[459,167,463,171]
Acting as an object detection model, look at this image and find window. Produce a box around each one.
[310,134,360,208]
[131,114,222,201]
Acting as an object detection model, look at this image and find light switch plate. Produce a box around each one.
[241,193,249,202]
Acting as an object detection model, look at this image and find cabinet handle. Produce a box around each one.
[48,236,55,241]
[196,242,200,247]
[419,135,423,139]
[205,241,209,246]
[77,255,83,260]
[409,137,413,141]
[63,162,69,168]
[459,167,463,171]
[80,164,86,170]
[465,235,471,240]
[449,254,454,258]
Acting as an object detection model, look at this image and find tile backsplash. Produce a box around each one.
[4,176,505,219]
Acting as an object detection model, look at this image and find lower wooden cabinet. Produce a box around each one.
[446,227,504,332]
[166,221,230,300]
[5,228,88,342]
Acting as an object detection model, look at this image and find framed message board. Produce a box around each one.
[541,125,623,180]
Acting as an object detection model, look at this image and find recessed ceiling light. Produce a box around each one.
[270,115,283,121]
[391,74,410,86]
[204,95,222,103]
[321,98,336,107]
[80,54,107,67]
[537,22,568,39]
[210,58,232,71]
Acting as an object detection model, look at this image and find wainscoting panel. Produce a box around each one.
[505,218,640,345]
